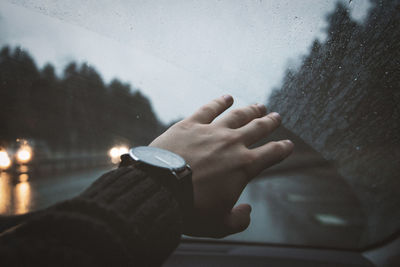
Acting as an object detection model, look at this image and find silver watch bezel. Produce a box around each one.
[128,146,187,173]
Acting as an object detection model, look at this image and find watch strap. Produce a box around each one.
[119,153,194,222]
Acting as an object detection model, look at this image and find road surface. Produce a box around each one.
[0,164,365,249]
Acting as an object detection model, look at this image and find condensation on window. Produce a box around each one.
[0,0,398,250]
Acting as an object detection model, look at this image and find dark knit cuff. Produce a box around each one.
[79,166,183,263]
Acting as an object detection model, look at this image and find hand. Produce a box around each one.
[150,95,294,238]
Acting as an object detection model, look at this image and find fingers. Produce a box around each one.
[215,103,267,129]
[248,140,294,177]
[238,112,282,146]
[189,95,234,124]
[223,204,252,235]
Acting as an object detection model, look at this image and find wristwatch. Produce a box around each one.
[119,146,193,219]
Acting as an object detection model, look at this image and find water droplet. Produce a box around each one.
[356,146,360,150]
[338,66,342,69]
[136,115,140,119]
[385,71,389,75]
[354,77,358,81]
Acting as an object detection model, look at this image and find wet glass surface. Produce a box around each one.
[0,0,399,250]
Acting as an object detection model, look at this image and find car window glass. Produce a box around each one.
[0,0,398,250]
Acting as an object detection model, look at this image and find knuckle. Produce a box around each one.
[241,151,257,177]
[249,105,261,116]
[231,109,247,121]
[175,120,194,130]
[241,150,257,167]
[229,131,241,143]
[220,129,240,144]
[212,98,224,108]
[254,118,267,128]
[270,141,287,157]
[200,105,217,117]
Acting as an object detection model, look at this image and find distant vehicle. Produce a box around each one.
[0,149,11,170]
[0,139,50,173]
[108,145,129,164]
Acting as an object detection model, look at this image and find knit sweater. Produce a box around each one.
[0,166,184,266]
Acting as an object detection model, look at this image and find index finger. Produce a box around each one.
[188,95,234,124]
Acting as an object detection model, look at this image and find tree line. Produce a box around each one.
[0,46,164,152]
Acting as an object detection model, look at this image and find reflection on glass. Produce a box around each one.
[14,174,32,215]
[19,173,29,183]
[0,172,12,214]
[19,165,29,174]
[314,213,347,227]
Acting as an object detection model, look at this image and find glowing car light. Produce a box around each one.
[0,151,11,169]
[16,146,32,163]
[109,147,120,158]
[109,146,129,164]
[118,146,129,155]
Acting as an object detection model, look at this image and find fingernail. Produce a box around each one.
[270,112,281,121]
[223,94,233,102]
[284,139,294,147]
[256,103,267,115]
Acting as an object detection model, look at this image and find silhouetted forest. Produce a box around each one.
[268,0,400,243]
[0,46,164,151]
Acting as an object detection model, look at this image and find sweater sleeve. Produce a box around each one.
[0,166,183,266]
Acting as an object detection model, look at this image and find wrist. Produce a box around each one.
[120,146,194,223]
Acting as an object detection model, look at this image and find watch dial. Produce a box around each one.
[130,146,186,171]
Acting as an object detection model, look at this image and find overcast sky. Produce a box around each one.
[0,0,370,123]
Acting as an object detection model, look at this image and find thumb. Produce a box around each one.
[224,203,252,235]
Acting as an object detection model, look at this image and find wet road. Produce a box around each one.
[0,167,111,215]
[226,168,366,248]
[0,163,366,249]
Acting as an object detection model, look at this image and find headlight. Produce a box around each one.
[16,146,32,164]
[109,146,129,164]
[118,146,129,155]
[109,147,120,158]
[0,150,11,169]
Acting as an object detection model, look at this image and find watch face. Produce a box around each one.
[129,146,186,171]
